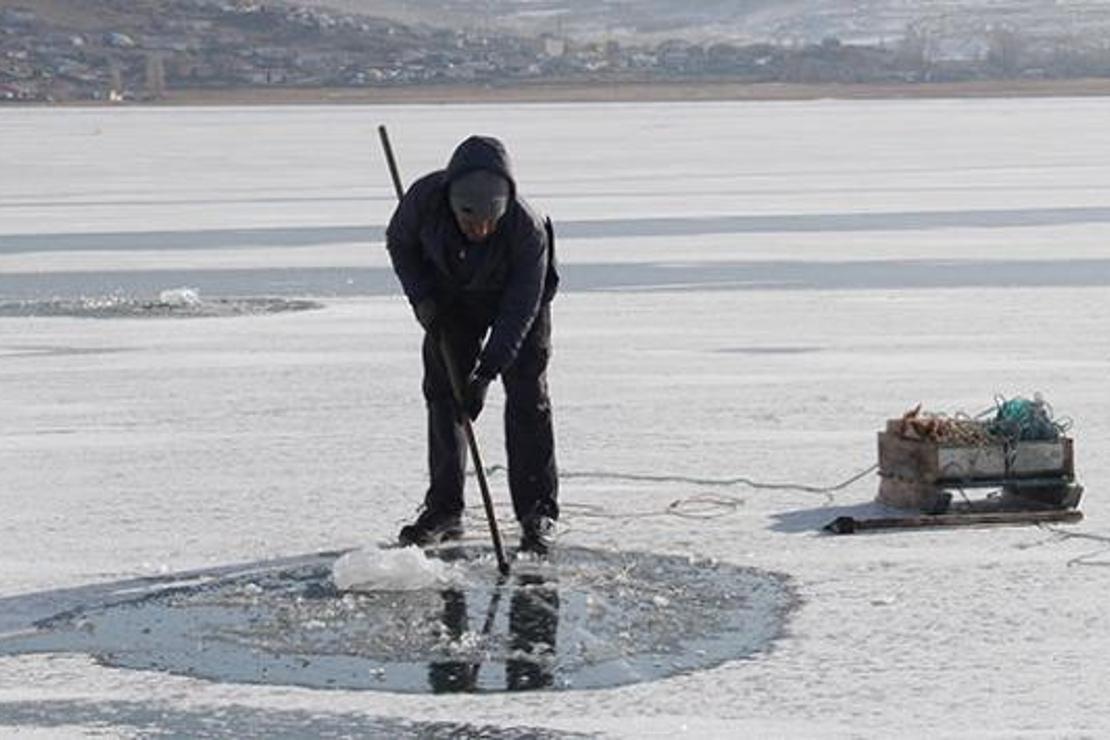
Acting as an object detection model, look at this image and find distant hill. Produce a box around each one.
[0,0,499,101]
[4,0,1110,103]
[297,0,1110,47]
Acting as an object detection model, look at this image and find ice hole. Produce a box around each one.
[0,547,794,693]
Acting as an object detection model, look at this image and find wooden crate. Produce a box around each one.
[876,420,1075,511]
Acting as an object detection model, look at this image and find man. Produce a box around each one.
[386,135,559,555]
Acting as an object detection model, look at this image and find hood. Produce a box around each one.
[444,135,517,201]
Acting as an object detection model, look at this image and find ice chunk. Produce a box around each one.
[158,287,202,306]
[332,546,460,592]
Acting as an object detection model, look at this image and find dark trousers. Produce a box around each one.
[422,302,558,523]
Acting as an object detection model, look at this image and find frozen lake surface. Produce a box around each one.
[3,99,1110,736]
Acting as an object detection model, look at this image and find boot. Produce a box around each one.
[398,507,464,547]
[518,515,555,556]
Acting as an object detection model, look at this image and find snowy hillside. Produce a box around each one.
[298,0,1110,46]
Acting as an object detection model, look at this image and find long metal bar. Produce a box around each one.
[377,124,511,576]
[825,508,1083,535]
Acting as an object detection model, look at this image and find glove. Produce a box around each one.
[413,297,437,334]
[462,372,492,421]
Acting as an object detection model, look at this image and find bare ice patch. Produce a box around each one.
[0,546,794,694]
[0,699,587,738]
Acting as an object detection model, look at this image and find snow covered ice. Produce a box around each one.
[3,99,1110,735]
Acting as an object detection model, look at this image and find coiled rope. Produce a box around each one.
[467,462,879,523]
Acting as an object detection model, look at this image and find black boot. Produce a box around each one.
[518,515,555,556]
[398,508,464,547]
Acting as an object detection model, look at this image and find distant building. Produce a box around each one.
[542,35,566,57]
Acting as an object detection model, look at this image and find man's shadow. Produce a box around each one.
[427,572,560,693]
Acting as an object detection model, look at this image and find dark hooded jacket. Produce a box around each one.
[386,135,558,380]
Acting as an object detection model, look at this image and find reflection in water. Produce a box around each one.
[429,574,560,693]
[507,574,559,691]
[428,589,476,693]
